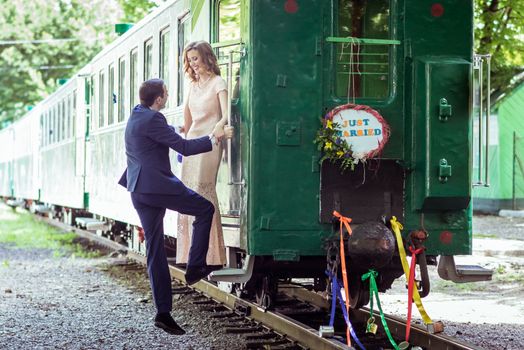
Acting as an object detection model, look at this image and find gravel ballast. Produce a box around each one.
[0,208,247,350]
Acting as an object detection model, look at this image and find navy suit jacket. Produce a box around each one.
[118,105,212,194]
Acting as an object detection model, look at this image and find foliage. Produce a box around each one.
[117,0,163,24]
[474,0,524,102]
[314,118,355,172]
[0,0,162,127]
[0,0,124,126]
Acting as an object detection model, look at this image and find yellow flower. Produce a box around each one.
[326,120,333,129]
[324,142,332,150]
[337,150,344,158]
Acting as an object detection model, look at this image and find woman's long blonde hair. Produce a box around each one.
[183,41,221,83]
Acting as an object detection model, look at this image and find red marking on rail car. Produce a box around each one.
[284,0,298,14]
[440,230,453,245]
[431,3,444,17]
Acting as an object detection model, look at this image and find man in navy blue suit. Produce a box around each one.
[118,79,232,335]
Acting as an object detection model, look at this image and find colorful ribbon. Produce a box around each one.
[406,245,424,341]
[362,270,399,350]
[333,210,353,347]
[326,271,365,350]
[390,216,433,326]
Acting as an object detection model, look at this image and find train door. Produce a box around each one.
[320,0,405,224]
[213,0,245,249]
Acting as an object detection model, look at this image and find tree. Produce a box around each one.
[117,0,163,24]
[0,0,163,127]
[475,0,524,103]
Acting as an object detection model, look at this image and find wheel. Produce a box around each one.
[254,276,277,309]
[348,276,370,309]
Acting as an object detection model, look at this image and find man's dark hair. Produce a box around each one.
[139,79,165,107]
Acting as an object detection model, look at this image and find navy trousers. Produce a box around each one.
[131,188,214,313]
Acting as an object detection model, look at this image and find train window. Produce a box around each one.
[58,101,63,142]
[63,99,68,140]
[48,109,51,143]
[215,0,241,59]
[215,0,241,100]
[90,75,95,131]
[335,0,391,99]
[43,112,47,146]
[52,105,57,144]
[48,111,51,145]
[118,57,126,122]
[108,64,115,125]
[67,95,72,139]
[130,49,138,112]
[72,92,76,138]
[99,70,105,128]
[177,13,190,106]
[217,0,240,43]
[144,39,153,81]
[160,28,170,85]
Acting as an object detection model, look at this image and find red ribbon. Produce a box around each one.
[406,245,424,342]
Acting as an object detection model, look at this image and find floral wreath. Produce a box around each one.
[314,103,390,171]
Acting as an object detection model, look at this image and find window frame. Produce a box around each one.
[130,48,139,112]
[108,63,115,125]
[118,56,126,122]
[331,0,396,102]
[177,14,190,106]
[144,38,153,81]
[98,70,105,128]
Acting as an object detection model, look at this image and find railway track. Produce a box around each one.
[36,214,485,350]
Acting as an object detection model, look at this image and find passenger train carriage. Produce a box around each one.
[0,0,493,308]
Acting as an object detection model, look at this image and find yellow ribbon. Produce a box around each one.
[390,216,433,325]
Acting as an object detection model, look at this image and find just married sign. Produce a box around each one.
[328,104,390,161]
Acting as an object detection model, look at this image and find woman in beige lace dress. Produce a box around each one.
[177,41,229,267]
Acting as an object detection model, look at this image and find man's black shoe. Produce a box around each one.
[185,265,222,285]
[154,313,186,335]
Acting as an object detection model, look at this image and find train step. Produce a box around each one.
[209,255,255,283]
[32,204,52,214]
[75,217,110,231]
[437,255,493,283]
[6,199,25,208]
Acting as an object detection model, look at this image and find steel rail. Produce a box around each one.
[279,284,486,350]
[36,216,347,350]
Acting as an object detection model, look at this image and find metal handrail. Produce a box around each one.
[473,54,491,187]
[326,36,401,45]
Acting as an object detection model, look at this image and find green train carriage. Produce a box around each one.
[208,0,492,306]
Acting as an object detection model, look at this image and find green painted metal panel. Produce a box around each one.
[411,58,471,211]
[245,0,475,257]
[403,0,473,255]
[247,0,329,257]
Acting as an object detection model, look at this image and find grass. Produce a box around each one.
[472,233,498,239]
[0,210,102,259]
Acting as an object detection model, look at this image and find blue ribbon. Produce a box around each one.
[326,270,366,350]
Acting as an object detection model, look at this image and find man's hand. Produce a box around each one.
[212,124,225,142]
